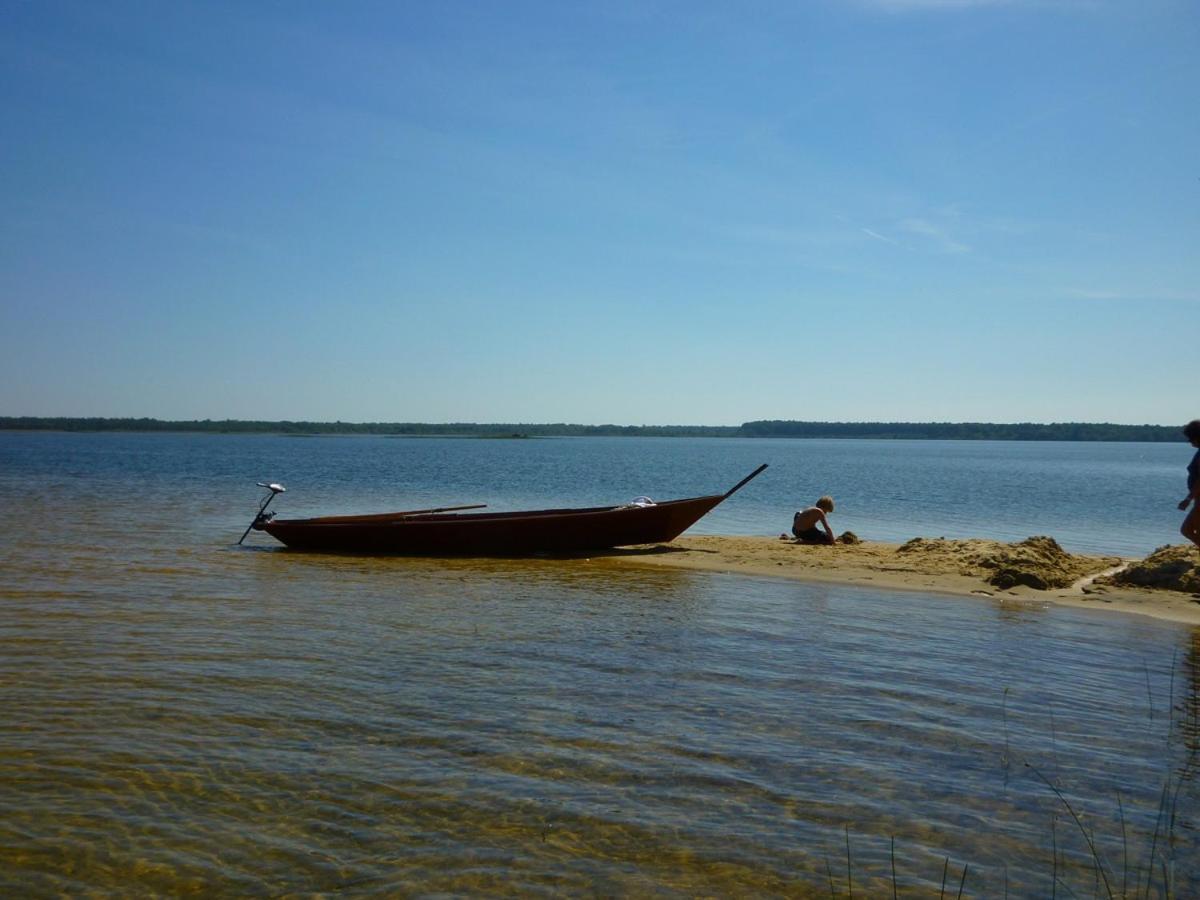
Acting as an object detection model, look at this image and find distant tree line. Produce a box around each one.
[0,417,738,437]
[738,420,1181,441]
[0,417,1184,441]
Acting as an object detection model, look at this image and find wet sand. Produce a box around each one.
[603,536,1200,626]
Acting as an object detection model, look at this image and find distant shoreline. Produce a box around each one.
[0,417,1183,442]
[0,417,1183,441]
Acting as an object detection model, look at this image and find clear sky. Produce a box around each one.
[2,0,1196,426]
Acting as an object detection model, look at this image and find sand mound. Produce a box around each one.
[896,535,1116,590]
[1100,545,1200,594]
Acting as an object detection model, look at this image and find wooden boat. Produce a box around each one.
[246,464,767,555]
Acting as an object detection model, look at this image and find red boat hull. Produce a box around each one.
[260,494,726,555]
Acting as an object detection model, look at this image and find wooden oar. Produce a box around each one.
[303,504,487,525]
[723,463,769,497]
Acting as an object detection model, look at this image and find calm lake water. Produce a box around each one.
[1,433,1197,896]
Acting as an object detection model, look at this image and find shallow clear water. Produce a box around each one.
[2,431,1190,555]
[1,433,1197,895]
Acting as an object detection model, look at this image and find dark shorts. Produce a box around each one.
[793,526,830,543]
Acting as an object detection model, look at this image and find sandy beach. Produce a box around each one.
[603,535,1200,626]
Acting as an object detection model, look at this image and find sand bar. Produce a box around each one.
[601,535,1200,626]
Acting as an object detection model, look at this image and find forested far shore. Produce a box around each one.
[738,420,1181,441]
[0,417,1183,441]
[0,418,736,437]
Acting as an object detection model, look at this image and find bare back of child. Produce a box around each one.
[788,496,835,544]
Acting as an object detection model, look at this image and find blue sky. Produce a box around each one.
[1,0,1196,425]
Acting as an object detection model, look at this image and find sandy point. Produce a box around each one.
[599,535,1200,626]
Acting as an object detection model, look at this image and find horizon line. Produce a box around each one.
[0,416,1182,430]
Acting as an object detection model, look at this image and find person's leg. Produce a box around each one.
[1183,503,1200,549]
[794,526,830,544]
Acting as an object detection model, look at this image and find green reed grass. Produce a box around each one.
[822,672,1196,899]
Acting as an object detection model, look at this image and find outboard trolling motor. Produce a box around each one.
[238,482,286,545]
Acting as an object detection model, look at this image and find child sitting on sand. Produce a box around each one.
[786,496,836,544]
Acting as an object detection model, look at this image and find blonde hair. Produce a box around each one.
[816,496,835,513]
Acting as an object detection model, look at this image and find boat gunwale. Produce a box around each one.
[270,494,724,528]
